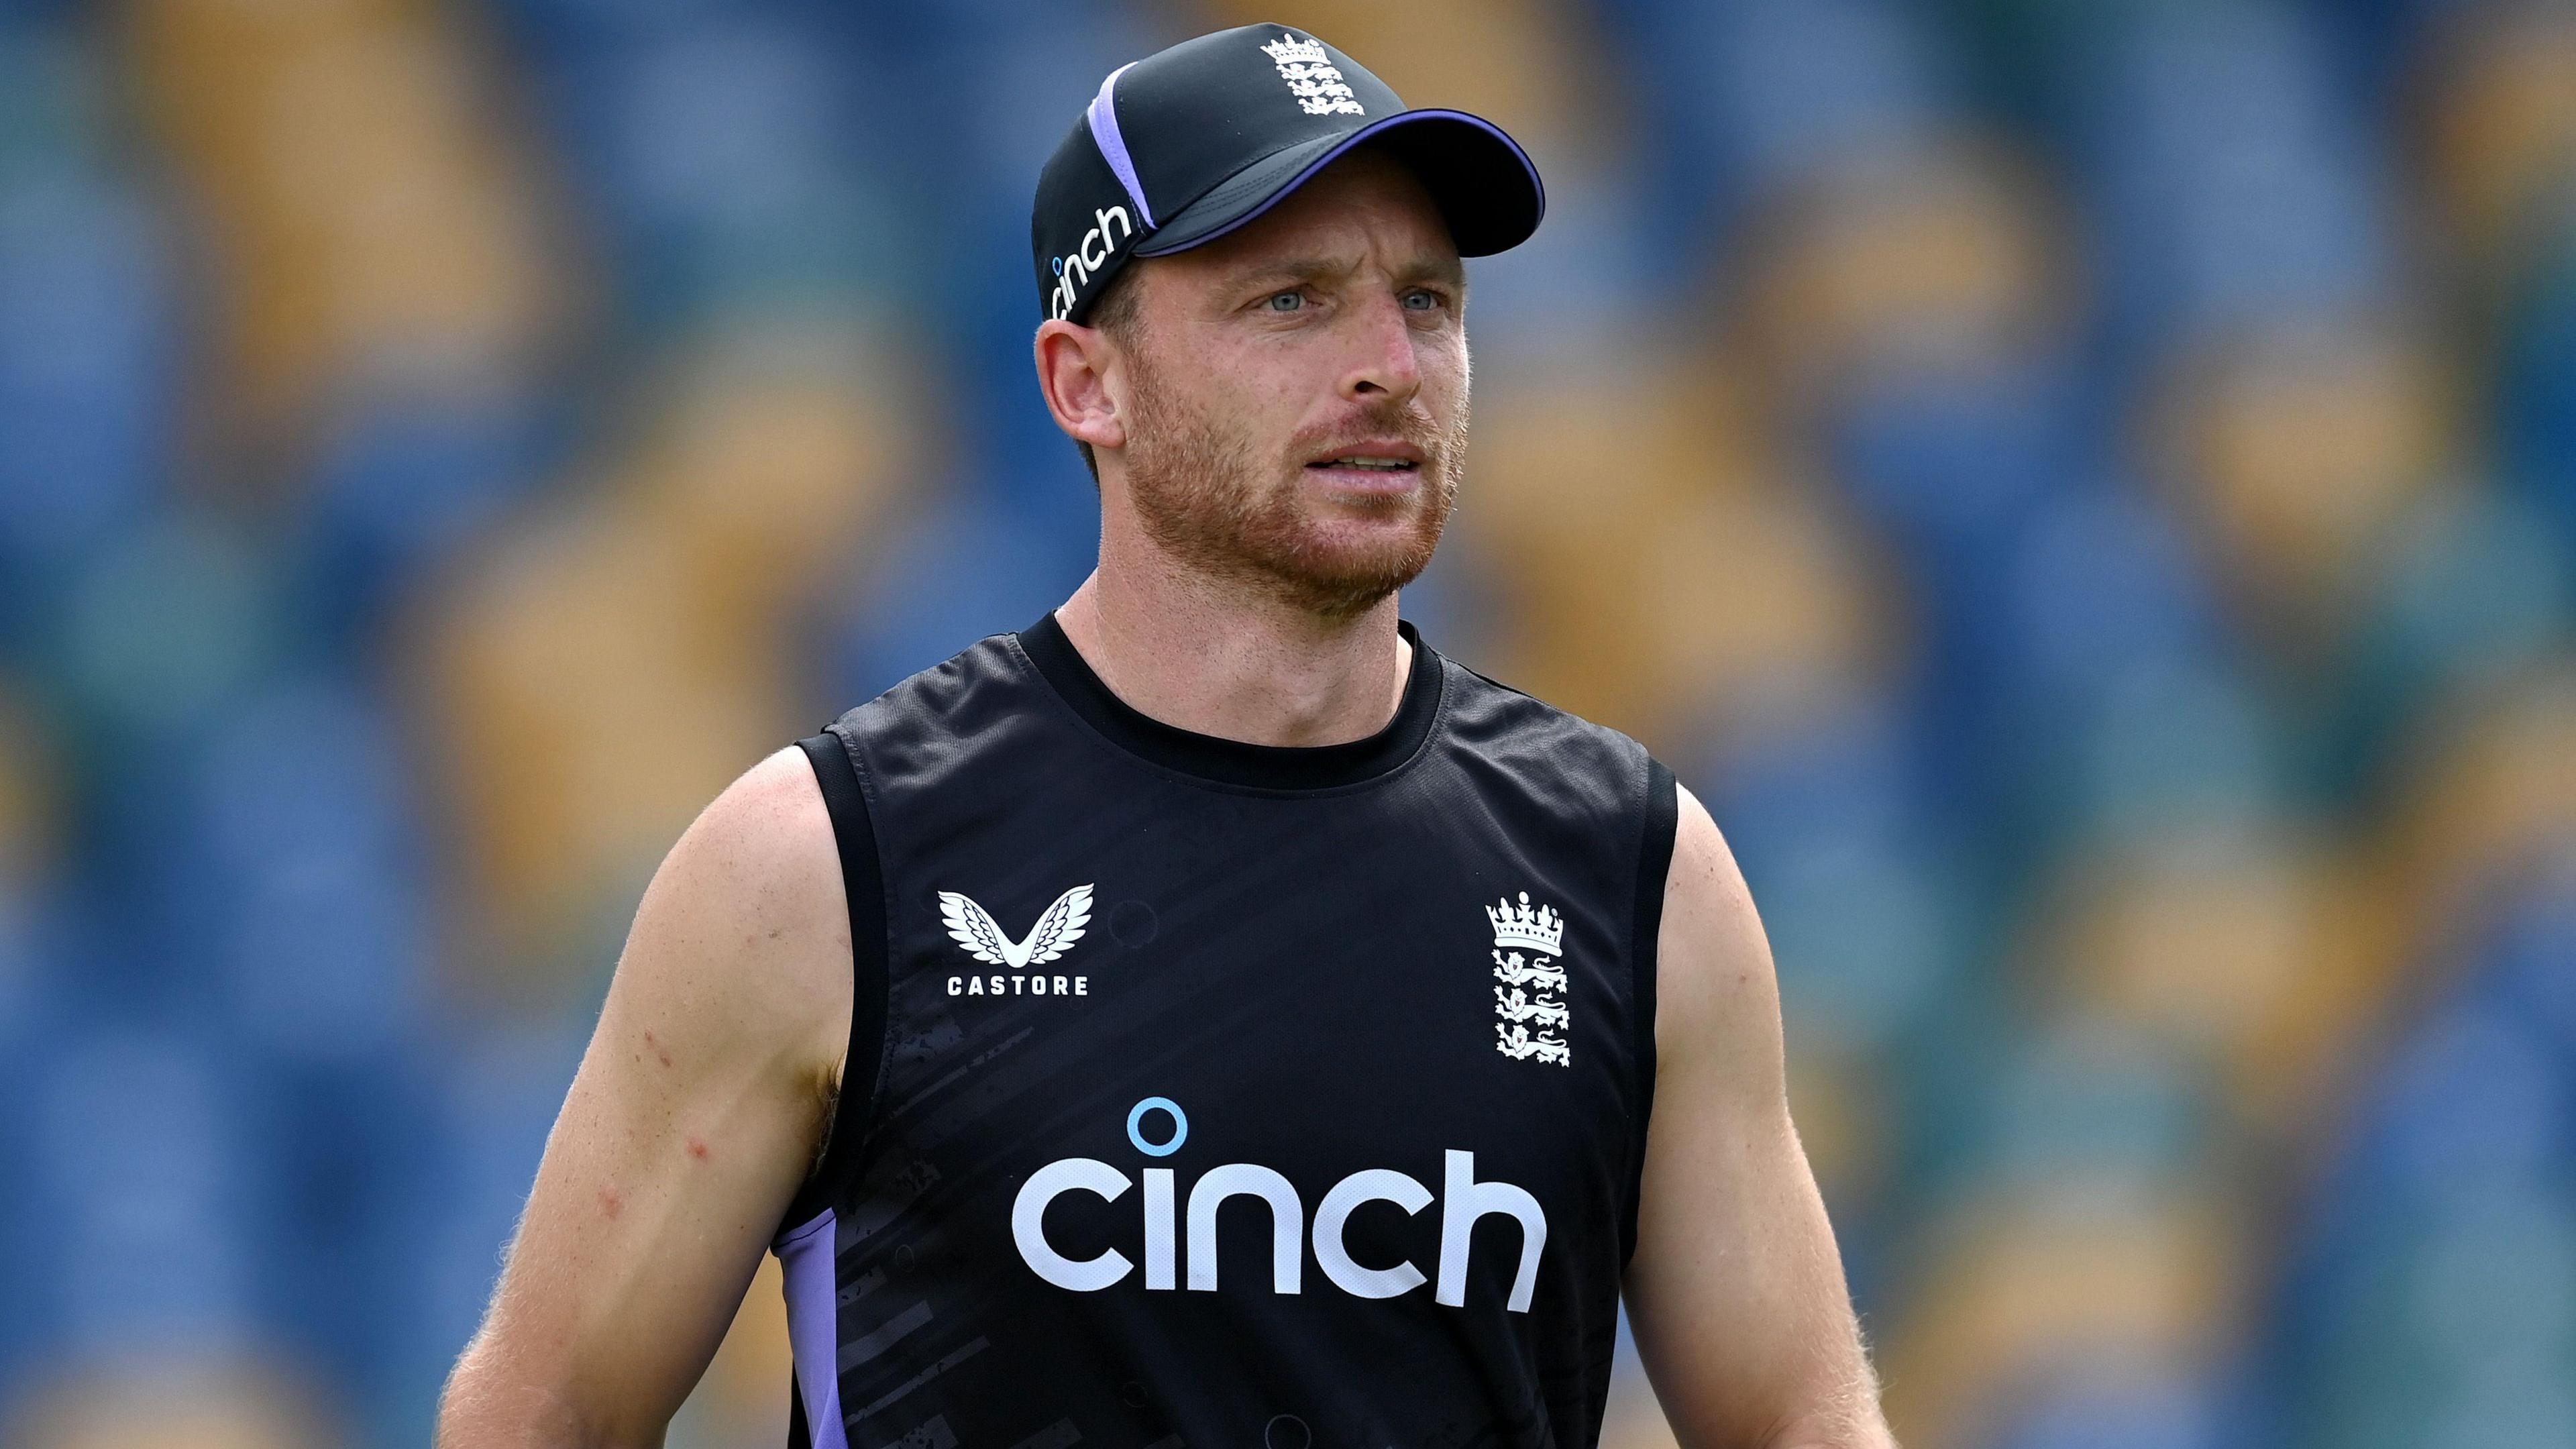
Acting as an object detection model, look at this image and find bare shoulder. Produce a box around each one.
[610,742,853,1088]
[1652,782,1785,1081]
[664,743,847,940]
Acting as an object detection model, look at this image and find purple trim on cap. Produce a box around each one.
[1132,108,1544,258]
[776,1210,848,1449]
[1086,62,1155,229]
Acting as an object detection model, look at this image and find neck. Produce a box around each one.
[1053,523,1413,749]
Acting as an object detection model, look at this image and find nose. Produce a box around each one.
[1339,291,1424,405]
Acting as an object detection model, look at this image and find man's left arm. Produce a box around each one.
[1623,783,1897,1448]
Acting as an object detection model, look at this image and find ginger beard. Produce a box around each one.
[1116,329,1466,621]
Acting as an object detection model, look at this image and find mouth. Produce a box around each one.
[1302,441,1426,489]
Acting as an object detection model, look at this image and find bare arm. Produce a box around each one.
[435,745,855,1448]
[1625,784,1895,1449]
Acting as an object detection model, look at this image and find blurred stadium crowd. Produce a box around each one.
[1,0,2573,1445]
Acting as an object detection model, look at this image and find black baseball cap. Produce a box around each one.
[1032,23,1546,325]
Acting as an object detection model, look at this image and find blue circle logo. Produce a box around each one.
[1126,1097,1187,1157]
[1052,256,1065,276]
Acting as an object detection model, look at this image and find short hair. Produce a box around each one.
[1073,260,1147,486]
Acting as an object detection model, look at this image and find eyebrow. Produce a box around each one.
[1230,252,1468,292]
[1407,255,1470,290]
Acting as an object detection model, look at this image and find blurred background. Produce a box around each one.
[0,0,2572,1444]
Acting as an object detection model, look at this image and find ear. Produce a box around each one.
[1033,317,1128,454]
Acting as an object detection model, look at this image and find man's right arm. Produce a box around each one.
[435,744,855,1448]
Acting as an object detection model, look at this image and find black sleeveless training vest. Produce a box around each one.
[775,612,1677,1449]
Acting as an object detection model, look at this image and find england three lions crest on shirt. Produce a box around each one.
[1490,891,1570,1066]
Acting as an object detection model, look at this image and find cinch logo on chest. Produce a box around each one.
[1011,1097,1549,1313]
[941,883,1093,998]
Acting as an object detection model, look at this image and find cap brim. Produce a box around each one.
[1129,108,1544,260]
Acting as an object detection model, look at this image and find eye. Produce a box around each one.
[1401,288,1440,311]
[1265,290,1305,313]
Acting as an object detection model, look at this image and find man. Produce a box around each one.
[437,24,1893,1449]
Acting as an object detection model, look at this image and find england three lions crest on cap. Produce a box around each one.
[1030,23,1542,325]
[1261,32,1365,116]
[1489,892,1570,1066]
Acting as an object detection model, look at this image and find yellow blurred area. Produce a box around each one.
[1737,141,2067,398]
[2153,319,2456,649]
[1465,366,1891,747]
[2420,3,2576,268]
[672,1256,795,1447]
[6,1358,329,1449]
[123,0,567,462]
[1886,1184,2239,1449]
[2037,826,2398,1138]
[0,684,56,885]
[1783,1033,1896,1210]
[411,319,914,1002]
[2386,662,2576,957]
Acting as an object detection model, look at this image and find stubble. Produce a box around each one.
[1118,338,1466,621]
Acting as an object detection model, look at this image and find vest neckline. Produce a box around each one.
[1014,609,1444,792]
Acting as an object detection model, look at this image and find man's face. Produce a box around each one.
[1106,147,1470,620]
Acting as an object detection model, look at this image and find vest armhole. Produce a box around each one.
[781,728,891,1230]
[1619,752,1680,1270]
